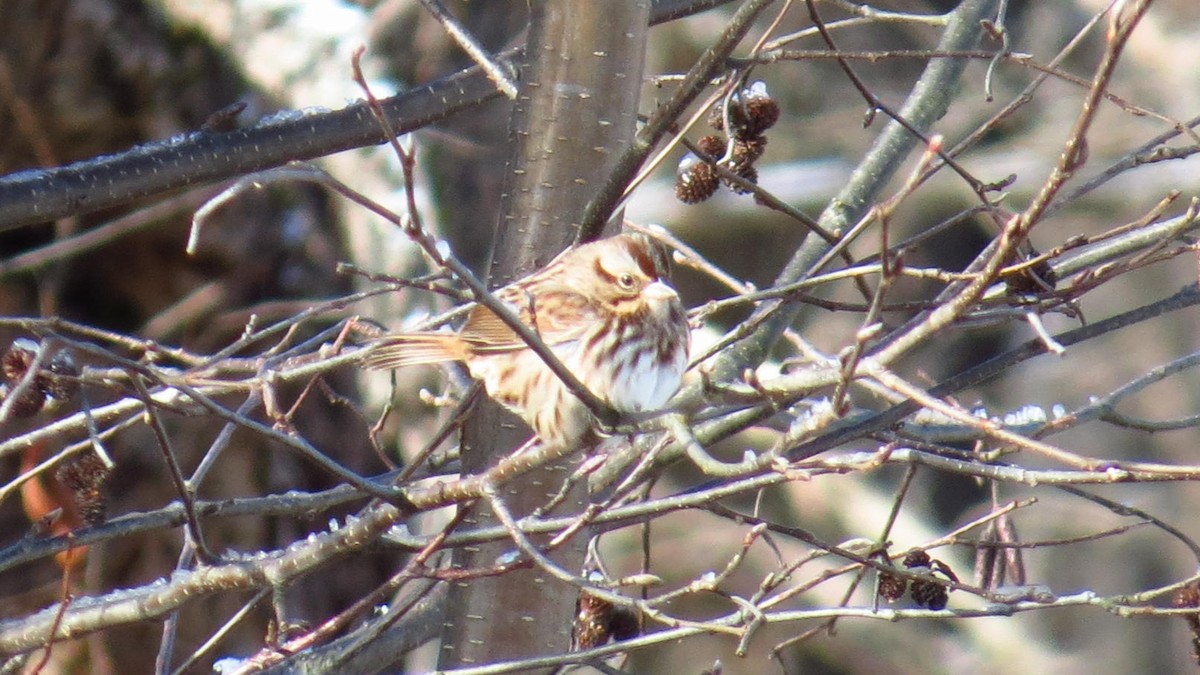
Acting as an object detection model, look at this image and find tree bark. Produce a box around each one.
[438,0,651,669]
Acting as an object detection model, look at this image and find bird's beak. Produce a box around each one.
[642,280,679,302]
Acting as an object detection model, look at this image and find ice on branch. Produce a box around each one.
[904,404,1058,442]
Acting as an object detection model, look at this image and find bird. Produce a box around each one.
[362,232,690,450]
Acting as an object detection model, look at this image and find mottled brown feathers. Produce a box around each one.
[361,232,690,449]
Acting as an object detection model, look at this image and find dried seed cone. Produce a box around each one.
[573,592,614,650]
[903,550,932,569]
[741,94,780,137]
[56,452,111,526]
[1174,582,1200,665]
[1,383,45,418]
[1,341,35,383]
[696,134,726,158]
[709,82,781,138]
[878,570,908,602]
[731,134,767,166]
[723,163,758,194]
[707,102,736,132]
[572,591,639,650]
[676,160,720,203]
[1004,257,1058,296]
[608,606,640,641]
[1174,583,1200,609]
[910,578,949,610]
[43,350,80,402]
[2,340,45,418]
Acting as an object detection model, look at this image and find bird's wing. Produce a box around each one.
[460,288,597,354]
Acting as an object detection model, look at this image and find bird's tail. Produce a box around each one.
[361,333,467,370]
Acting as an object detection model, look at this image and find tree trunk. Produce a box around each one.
[438,0,651,669]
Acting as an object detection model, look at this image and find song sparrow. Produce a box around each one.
[363,233,690,450]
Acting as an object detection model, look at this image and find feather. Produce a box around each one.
[458,305,522,349]
[361,333,466,370]
[459,292,597,353]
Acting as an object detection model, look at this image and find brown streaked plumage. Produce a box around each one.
[363,233,690,449]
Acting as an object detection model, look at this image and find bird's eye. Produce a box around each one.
[617,273,638,290]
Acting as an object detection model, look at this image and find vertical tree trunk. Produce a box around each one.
[439,1,651,669]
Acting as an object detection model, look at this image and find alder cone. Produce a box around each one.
[676,159,720,204]
[364,233,691,449]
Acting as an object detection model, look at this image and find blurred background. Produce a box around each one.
[2,1,1200,673]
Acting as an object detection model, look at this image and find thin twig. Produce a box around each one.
[417,0,518,99]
